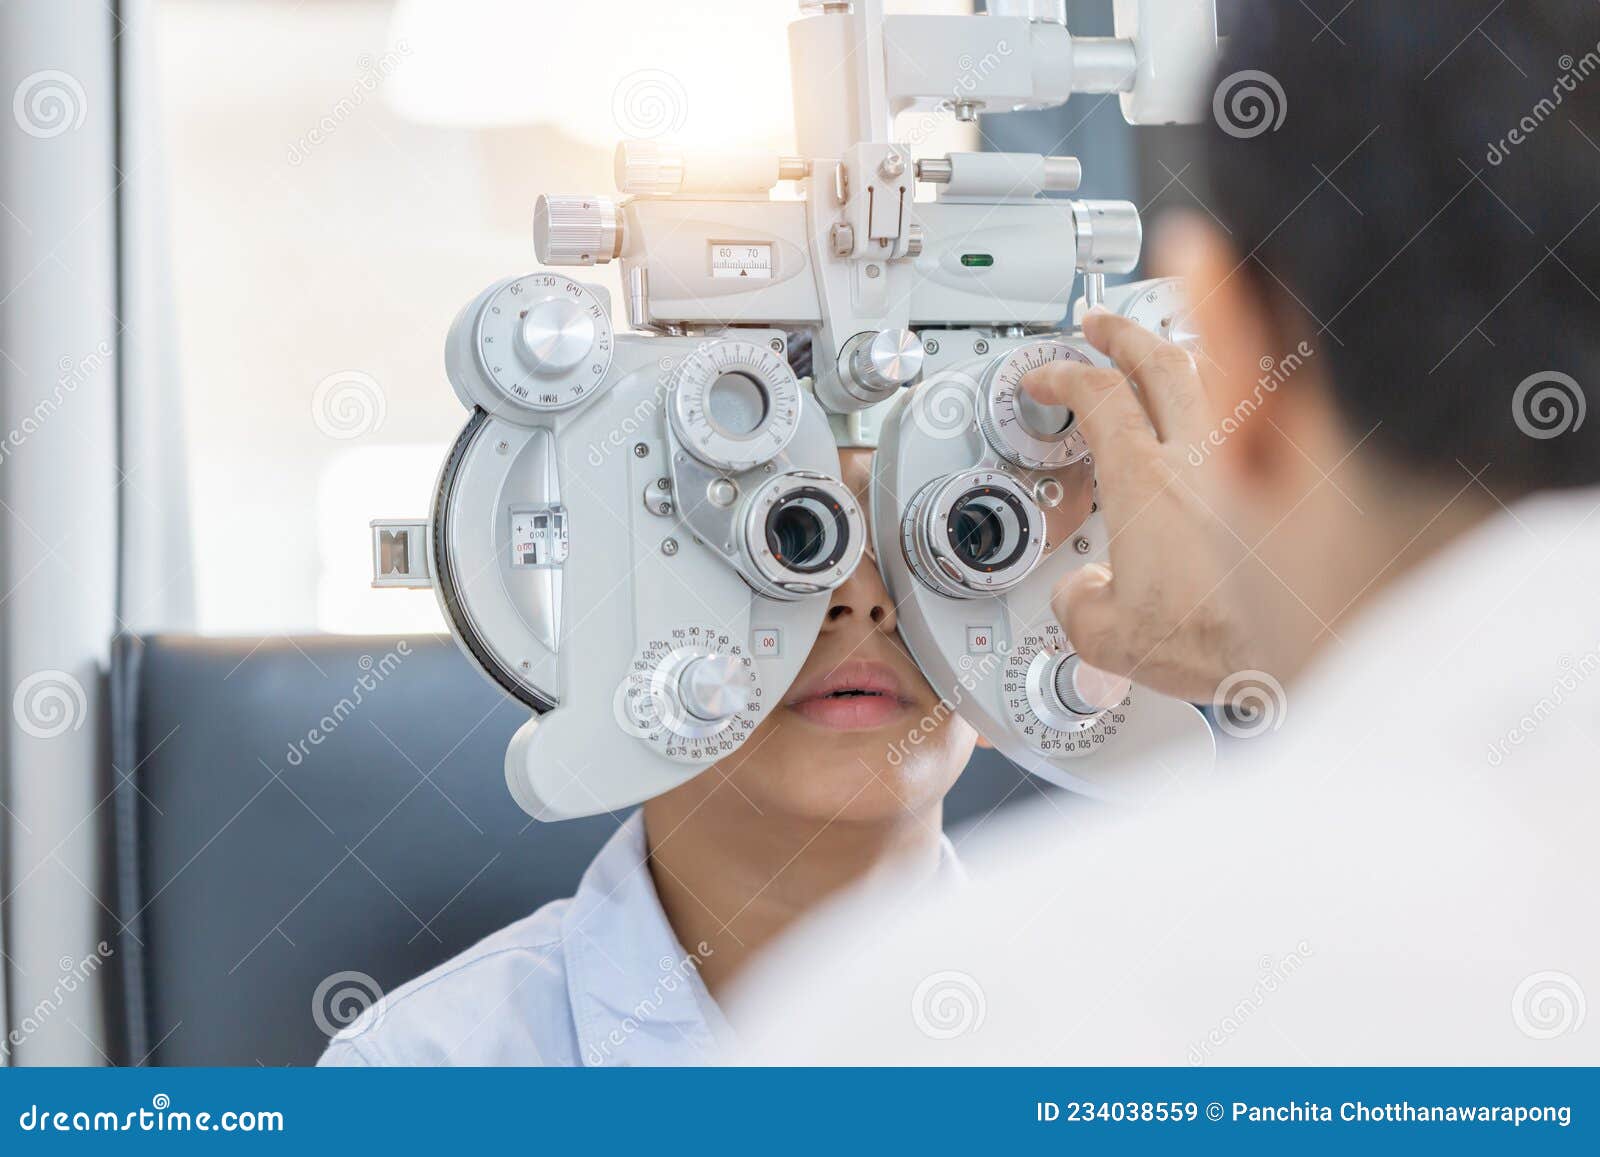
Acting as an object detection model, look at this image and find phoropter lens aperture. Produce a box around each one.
[765,487,849,575]
[945,488,1029,573]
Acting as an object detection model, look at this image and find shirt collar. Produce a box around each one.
[563,813,725,1067]
[563,812,967,1066]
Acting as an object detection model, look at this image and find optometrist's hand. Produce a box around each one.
[1021,309,1251,703]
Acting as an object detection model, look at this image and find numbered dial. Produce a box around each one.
[1117,277,1196,349]
[616,627,765,763]
[474,273,613,411]
[1002,622,1132,756]
[669,339,800,472]
[978,341,1091,469]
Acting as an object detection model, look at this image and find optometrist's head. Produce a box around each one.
[1152,0,1600,679]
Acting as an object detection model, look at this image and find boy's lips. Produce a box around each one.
[782,659,916,732]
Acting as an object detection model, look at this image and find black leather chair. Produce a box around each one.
[109,633,1058,1066]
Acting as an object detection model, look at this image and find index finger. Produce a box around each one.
[1081,309,1209,446]
[1020,357,1155,470]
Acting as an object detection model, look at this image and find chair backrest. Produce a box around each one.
[110,633,1057,1065]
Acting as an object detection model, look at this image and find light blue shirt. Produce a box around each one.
[318,811,960,1066]
[318,814,731,1067]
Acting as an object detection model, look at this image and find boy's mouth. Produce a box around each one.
[783,661,914,731]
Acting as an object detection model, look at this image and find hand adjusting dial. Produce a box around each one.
[978,341,1091,469]
[1027,651,1132,731]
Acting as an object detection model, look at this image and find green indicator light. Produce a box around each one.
[960,253,995,268]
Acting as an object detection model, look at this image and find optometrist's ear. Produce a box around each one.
[1150,211,1312,486]
[974,735,993,749]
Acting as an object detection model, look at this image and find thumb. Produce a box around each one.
[1050,563,1126,672]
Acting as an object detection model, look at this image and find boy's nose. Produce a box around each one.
[824,551,896,632]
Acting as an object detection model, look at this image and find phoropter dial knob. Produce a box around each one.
[618,630,764,763]
[977,341,1091,469]
[445,272,613,415]
[673,652,752,724]
[844,328,925,401]
[533,194,623,267]
[1025,650,1132,732]
[668,338,802,472]
[515,296,596,374]
[1110,277,1198,351]
[1070,199,1142,275]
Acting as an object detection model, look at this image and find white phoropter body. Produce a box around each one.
[372,1,1222,820]
[874,331,1215,798]
[404,272,861,820]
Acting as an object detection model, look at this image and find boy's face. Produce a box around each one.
[711,448,978,823]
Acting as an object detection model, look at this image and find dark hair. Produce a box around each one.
[1202,1,1599,494]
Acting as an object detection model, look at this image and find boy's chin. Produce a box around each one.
[755,740,965,823]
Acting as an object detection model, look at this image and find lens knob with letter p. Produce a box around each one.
[900,469,1045,599]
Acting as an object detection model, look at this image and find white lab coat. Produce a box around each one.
[735,486,1600,1064]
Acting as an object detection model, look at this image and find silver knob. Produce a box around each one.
[1026,651,1131,731]
[848,328,925,396]
[514,296,596,374]
[676,652,750,723]
[1053,653,1129,716]
[615,142,685,196]
[533,194,622,267]
[1070,199,1142,275]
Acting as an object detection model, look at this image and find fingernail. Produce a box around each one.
[1084,304,1112,317]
